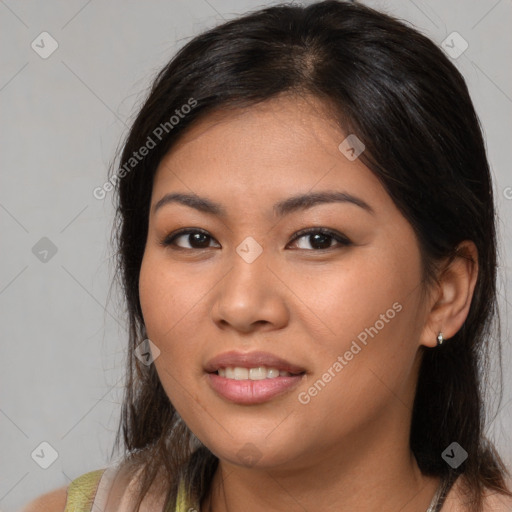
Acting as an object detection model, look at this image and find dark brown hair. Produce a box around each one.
[108,1,512,510]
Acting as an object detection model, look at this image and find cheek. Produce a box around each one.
[138,251,210,386]
[288,250,410,349]
[295,307,419,450]
[139,251,204,340]
[291,250,422,412]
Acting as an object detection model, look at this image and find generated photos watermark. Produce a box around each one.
[93,97,198,200]
[135,338,161,366]
[298,301,403,404]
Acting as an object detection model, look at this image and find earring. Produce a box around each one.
[437,332,444,346]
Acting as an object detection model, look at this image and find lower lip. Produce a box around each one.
[207,372,304,404]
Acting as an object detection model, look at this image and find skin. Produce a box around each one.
[23,95,512,512]
[136,93,480,512]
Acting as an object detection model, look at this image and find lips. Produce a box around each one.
[204,350,306,405]
[204,350,306,375]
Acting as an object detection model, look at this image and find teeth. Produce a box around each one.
[217,366,293,380]
[249,367,267,380]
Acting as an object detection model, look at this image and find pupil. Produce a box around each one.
[191,233,209,248]
[311,233,331,249]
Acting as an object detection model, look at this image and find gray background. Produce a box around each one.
[1,1,511,510]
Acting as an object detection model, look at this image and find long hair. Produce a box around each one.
[108,1,512,510]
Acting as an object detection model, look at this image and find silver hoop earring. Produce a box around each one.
[437,332,444,346]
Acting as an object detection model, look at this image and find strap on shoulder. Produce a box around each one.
[175,479,190,512]
[64,469,106,512]
[65,468,190,512]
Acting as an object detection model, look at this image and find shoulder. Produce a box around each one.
[480,484,512,511]
[20,468,107,512]
[442,474,512,512]
[20,486,67,512]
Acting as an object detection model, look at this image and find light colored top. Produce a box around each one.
[64,465,457,512]
[63,467,189,512]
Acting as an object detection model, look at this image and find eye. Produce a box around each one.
[160,228,220,250]
[160,227,352,251]
[287,227,352,251]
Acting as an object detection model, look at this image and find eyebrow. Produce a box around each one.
[152,190,375,217]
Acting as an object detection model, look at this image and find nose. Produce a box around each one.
[210,247,289,334]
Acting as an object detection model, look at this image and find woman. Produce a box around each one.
[24,1,512,511]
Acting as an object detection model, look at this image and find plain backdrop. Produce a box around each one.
[1,1,511,510]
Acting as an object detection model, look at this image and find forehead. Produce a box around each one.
[151,94,388,217]
[158,94,341,168]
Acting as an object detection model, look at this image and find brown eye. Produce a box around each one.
[161,229,220,250]
[160,227,352,252]
[288,228,352,251]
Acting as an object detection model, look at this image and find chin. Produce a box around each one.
[206,437,303,470]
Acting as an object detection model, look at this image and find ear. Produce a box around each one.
[419,240,479,348]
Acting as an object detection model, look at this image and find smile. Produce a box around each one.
[204,350,307,404]
[217,366,294,379]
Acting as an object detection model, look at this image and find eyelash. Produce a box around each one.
[160,227,352,252]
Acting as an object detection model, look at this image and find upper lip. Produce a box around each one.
[204,351,306,375]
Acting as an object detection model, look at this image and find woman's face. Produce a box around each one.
[139,94,433,471]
